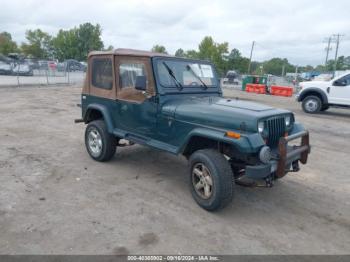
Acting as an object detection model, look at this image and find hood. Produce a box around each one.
[161,96,289,132]
[300,80,329,87]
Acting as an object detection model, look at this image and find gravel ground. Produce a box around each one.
[0,85,349,255]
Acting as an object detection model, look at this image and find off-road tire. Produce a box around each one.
[302,95,322,114]
[85,120,117,162]
[188,149,234,211]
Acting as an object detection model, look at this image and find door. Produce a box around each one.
[328,74,350,105]
[114,56,158,139]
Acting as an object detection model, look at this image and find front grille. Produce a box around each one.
[266,117,285,147]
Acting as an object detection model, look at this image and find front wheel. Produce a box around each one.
[85,120,117,162]
[188,149,234,211]
[302,95,322,114]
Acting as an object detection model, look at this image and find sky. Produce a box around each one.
[0,0,349,66]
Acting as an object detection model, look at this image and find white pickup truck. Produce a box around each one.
[296,72,350,113]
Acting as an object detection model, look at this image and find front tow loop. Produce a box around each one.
[235,173,276,188]
[264,173,274,187]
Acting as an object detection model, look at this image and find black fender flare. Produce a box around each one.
[298,88,328,104]
[83,104,114,133]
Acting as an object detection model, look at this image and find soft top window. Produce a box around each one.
[91,58,113,89]
[119,63,146,89]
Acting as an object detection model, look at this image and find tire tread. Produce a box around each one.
[85,120,116,162]
[189,149,234,211]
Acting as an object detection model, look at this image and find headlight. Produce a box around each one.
[285,116,291,127]
[258,121,265,133]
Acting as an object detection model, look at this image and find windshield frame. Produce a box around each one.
[152,57,221,94]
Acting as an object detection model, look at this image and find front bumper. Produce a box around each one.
[245,130,310,179]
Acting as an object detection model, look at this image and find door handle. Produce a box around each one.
[142,91,152,99]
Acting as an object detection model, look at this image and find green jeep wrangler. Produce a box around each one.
[76,49,310,211]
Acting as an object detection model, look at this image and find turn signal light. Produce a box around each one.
[226,131,241,139]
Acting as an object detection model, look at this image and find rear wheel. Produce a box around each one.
[85,120,117,162]
[188,149,234,211]
[302,95,322,114]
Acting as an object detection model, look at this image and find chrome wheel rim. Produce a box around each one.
[305,99,318,112]
[192,163,213,199]
[87,127,102,157]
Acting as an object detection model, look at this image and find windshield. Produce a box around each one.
[156,59,218,88]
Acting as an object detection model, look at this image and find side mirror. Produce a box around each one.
[334,80,346,86]
[135,75,147,91]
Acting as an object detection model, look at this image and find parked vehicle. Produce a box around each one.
[297,72,350,113]
[56,59,86,72]
[76,48,311,211]
[0,61,13,75]
[24,58,39,70]
[56,62,66,72]
[224,70,239,84]
[80,61,87,68]
[38,60,48,70]
[13,63,34,76]
[66,59,86,72]
[48,61,57,71]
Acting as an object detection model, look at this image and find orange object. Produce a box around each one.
[246,84,266,94]
[225,131,241,139]
[270,86,293,97]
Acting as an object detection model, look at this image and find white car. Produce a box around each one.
[0,61,13,75]
[13,63,33,76]
[296,72,350,113]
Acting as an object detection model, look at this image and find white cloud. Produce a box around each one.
[0,0,349,65]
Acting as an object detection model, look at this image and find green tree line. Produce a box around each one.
[1,24,349,75]
[152,37,350,76]
[0,23,104,61]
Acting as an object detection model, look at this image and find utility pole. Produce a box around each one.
[333,34,344,72]
[247,41,255,74]
[324,36,332,66]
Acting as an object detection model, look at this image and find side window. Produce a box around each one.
[91,58,113,89]
[119,63,146,89]
[342,75,350,86]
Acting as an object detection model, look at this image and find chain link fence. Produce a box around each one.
[0,58,85,87]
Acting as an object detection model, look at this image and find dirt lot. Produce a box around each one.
[0,85,349,255]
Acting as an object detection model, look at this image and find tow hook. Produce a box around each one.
[265,173,274,187]
[235,172,275,188]
[291,160,300,172]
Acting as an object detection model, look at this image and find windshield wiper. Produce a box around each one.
[162,62,183,90]
[186,64,208,89]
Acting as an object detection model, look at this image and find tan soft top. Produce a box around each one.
[88,48,172,58]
